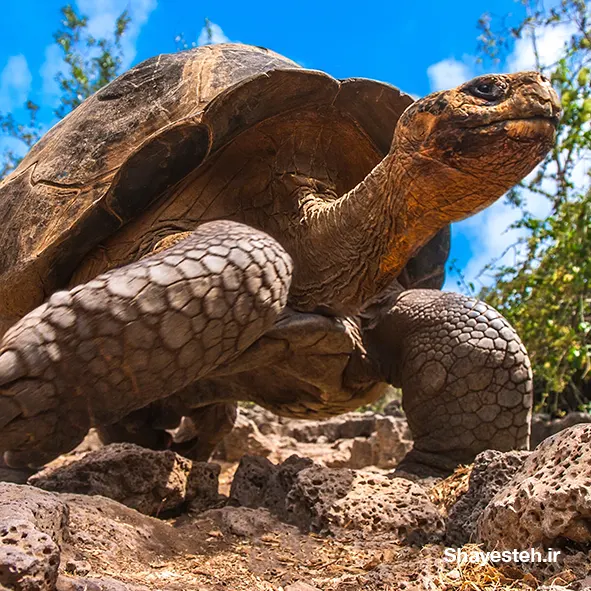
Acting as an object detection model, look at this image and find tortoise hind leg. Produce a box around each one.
[96,393,238,462]
[170,401,238,461]
[94,399,183,451]
[0,220,291,467]
[365,289,533,475]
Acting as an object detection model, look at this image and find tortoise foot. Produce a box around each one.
[395,448,467,478]
[96,400,237,462]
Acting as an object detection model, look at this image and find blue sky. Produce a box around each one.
[0,0,574,292]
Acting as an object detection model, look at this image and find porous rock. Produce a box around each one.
[230,455,444,542]
[328,437,373,469]
[287,412,377,443]
[531,412,591,448]
[239,405,288,436]
[383,398,405,418]
[478,424,591,548]
[371,416,413,468]
[328,416,412,470]
[446,449,529,545]
[218,414,275,461]
[290,467,444,542]
[0,483,68,591]
[230,455,313,515]
[28,442,221,516]
[0,481,202,590]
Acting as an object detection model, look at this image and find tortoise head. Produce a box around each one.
[392,71,561,219]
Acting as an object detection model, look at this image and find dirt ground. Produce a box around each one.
[4,411,591,591]
[52,459,590,591]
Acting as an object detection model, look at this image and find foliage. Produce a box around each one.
[357,386,402,414]
[476,0,591,413]
[0,4,130,179]
[53,5,130,119]
[0,101,42,178]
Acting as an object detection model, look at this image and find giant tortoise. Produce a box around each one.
[0,44,560,472]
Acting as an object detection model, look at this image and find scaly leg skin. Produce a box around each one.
[365,289,533,475]
[0,221,292,468]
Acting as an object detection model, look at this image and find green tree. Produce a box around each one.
[0,101,42,179]
[0,4,130,179]
[477,0,591,413]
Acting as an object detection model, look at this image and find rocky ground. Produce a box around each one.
[1,406,591,591]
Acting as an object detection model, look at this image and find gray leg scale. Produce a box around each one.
[0,221,292,467]
[365,289,533,473]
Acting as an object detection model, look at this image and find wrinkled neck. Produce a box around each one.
[289,152,445,314]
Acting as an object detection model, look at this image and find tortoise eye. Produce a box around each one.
[468,80,504,101]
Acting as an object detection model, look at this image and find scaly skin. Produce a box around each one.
[364,289,532,473]
[0,221,291,467]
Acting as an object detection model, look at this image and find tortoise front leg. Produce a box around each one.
[0,221,291,467]
[365,289,533,474]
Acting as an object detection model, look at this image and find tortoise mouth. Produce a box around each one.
[462,114,560,131]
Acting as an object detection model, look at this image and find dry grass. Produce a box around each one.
[430,543,583,591]
[428,464,472,514]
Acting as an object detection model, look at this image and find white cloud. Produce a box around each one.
[76,0,158,68]
[448,190,553,291]
[197,22,230,46]
[40,45,64,100]
[78,0,158,68]
[0,55,32,113]
[507,22,576,72]
[40,0,158,101]
[427,58,473,92]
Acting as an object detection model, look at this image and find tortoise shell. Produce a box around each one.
[0,43,447,333]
